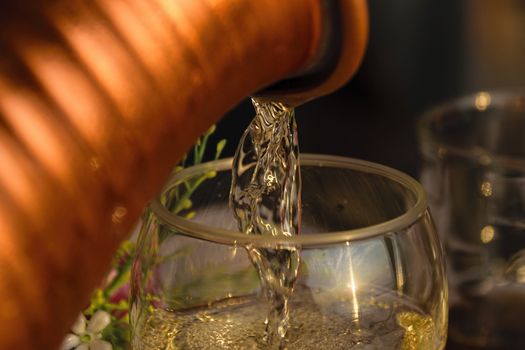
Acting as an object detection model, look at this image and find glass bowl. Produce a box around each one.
[131,154,448,349]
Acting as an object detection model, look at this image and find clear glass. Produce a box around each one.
[419,92,525,348]
[130,154,448,349]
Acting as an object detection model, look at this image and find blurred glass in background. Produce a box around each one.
[419,92,525,349]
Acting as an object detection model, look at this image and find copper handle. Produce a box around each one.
[0,0,367,348]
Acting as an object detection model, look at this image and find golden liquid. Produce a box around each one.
[134,287,444,350]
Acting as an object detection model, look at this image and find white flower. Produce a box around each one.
[61,311,113,350]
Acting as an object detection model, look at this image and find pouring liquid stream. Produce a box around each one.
[230,98,301,347]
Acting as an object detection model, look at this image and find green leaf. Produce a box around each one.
[205,124,216,136]
[181,198,192,210]
[101,317,130,349]
[215,139,227,160]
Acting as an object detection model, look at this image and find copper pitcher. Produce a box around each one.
[0,0,367,348]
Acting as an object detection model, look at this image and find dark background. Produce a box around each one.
[210,0,525,179]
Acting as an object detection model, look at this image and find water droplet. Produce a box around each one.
[90,157,101,170]
[112,206,127,224]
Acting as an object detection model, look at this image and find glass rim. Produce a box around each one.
[418,90,525,170]
[149,154,428,247]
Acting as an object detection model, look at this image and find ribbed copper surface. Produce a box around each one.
[0,0,367,348]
